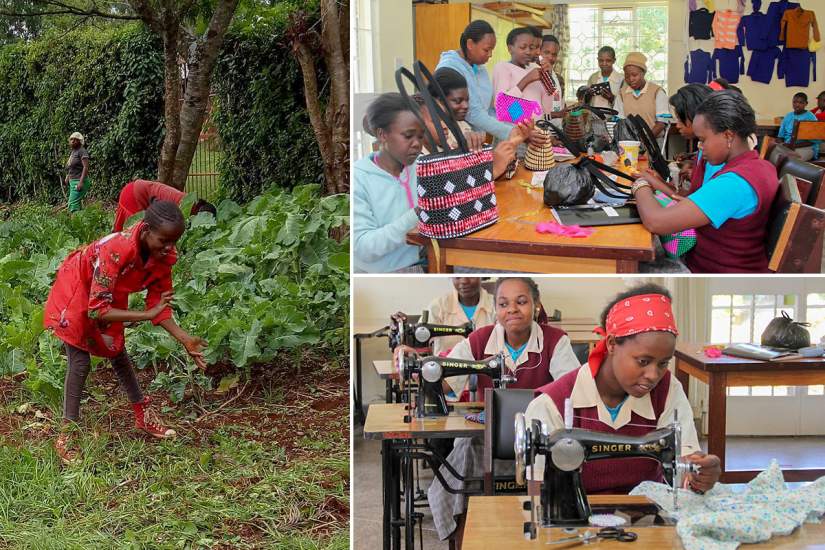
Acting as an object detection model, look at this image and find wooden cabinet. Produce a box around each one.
[414,3,537,71]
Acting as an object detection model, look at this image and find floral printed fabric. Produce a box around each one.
[630,460,825,550]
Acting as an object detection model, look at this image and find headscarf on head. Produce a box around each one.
[69,132,85,146]
[588,294,679,375]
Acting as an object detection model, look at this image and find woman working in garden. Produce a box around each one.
[113,179,216,232]
[44,200,208,463]
[65,132,90,213]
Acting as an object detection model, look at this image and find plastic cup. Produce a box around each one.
[618,140,641,170]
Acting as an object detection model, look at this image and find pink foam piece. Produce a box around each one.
[704,348,723,359]
[535,221,594,238]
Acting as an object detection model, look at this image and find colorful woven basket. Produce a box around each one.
[495,92,541,124]
[524,118,556,171]
[654,191,697,258]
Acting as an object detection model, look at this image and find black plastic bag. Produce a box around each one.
[611,118,643,154]
[761,311,811,350]
[543,163,594,207]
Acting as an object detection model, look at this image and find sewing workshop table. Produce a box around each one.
[354,320,390,424]
[364,403,484,550]
[674,343,825,483]
[407,165,655,273]
[374,359,400,404]
[461,495,825,549]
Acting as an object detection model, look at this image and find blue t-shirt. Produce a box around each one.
[504,341,528,364]
[460,303,477,323]
[605,397,628,421]
[689,151,758,229]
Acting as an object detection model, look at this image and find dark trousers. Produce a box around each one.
[63,343,143,421]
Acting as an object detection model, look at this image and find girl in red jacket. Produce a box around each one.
[44,200,207,463]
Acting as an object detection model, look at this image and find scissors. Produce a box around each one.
[547,527,637,545]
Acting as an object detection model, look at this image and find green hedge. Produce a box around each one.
[212,29,325,203]
[0,25,165,204]
[0,11,327,205]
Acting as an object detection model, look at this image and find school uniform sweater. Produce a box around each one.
[780,7,820,50]
[747,47,781,83]
[778,48,817,88]
[737,9,771,50]
[686,150,779,273]
[712,46,745,84]
[685,50,715,84]
[526,364,700,495]
[690,8,715,40]
[713,10,743,50]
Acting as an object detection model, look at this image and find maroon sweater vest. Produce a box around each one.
[535,367,671,494]
[686,150,778,273]
[467,324,566,394]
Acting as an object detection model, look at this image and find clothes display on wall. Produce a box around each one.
[685,49,715,84]
[765,0,801,48]
[713,10,744,49]
[713,46,746,83]
[779,7,820,49]
[747,46,782,83]
[690,8,716,39]
[738,8,771,50]
[778,47,817,87]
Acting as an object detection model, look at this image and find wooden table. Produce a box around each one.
[365,403,484,550]
[756,117,781,139]
[407,165,655,273]
[462,495,825,549]
[674,343,825,483]
[373,359,399,404]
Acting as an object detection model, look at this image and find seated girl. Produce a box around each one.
[354,94,529,273]
[525,283,721,495]
[632,91,779,273]
[422,277,580,542]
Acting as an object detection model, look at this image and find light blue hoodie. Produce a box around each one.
[436,50,513,142]
[353,154,422,273]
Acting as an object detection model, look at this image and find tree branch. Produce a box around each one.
[0,0,141,20]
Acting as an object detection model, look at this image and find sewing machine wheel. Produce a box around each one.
[414,325,431,345]
[514,412,528,485]
[550,438,586,472]
[420,360,443,383]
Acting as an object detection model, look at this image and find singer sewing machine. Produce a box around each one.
[397,351,512,419]
[513,401,698,537]
[388,309,474,351]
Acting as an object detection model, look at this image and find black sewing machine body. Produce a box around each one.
[400,353,509,419]
[389,310,474,350]
[515,411,696,531]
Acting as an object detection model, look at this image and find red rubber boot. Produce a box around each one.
[132,396,176,439]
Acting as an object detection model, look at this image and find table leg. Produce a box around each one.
[386,379,393,404]
[616,259,638,273]
[355,336,365,425]
[382,439,392,550]
[707,371,728,474]
[404,445,415,549]
[391,441,402,550]
[674,358,690,401]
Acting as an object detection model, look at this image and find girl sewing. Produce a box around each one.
[632,91,779,273]
[423,277,580,543]
[525,283,721,495]
[44,201,208,463]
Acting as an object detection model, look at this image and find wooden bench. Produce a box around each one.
[766,174,825,272]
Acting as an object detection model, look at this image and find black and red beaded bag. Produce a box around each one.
[396,61,498,239]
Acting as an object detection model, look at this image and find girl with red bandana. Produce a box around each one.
[525,283,721,494]
[44,200,208,463]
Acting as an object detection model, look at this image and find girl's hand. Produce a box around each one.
[465,131,486,152]
[684,452,721,493]
[492,141,517,179]
[145,291,174,320]
[182,335,208,371]
[634,168,673,195]
[527,127,550,146]
[507,120,534,147]
[517,67,542,89]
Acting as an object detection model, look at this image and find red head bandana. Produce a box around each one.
[588,293,679,375]
[708,81,724,91]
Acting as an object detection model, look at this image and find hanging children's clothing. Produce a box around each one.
[778,48,816,87]
[712,46,745,84]
[685,50,715,84]
[765,0,800,48]
[713,10,743,49]
[779,7,821,50]
[747,46,781,83]
[690,8,715,40]
[737,8,771,50]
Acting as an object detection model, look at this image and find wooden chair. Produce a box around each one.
[777,157,825,209]
[766,174,825,273]
[790,120,825,168]
[482,388,535,495]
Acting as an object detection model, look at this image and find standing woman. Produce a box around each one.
[613,53,669,142]
[492,28,554,116]
[424,277,580,543]
[437,20,545,146]
[44,200,208,463]
[65,132,90,213]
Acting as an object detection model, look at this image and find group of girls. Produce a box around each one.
[390,277,721,544]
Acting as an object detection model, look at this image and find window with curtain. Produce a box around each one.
[710,293,824,397]
[565,4,668,99]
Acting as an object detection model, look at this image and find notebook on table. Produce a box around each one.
[550,204,641,227]
[721,343,795,361]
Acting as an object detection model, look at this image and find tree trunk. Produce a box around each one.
[169,0,240,189]
[157,24,182,185]
[320,0,349,194]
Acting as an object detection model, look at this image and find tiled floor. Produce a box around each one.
[351,422,825,550]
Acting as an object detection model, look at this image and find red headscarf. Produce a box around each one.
[588,293,678,375]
